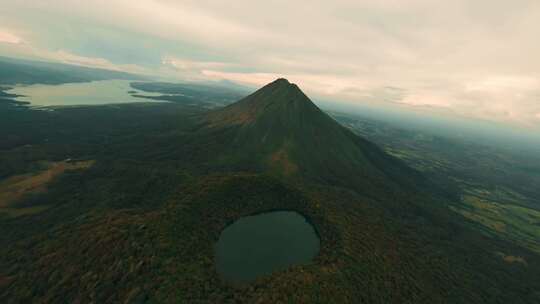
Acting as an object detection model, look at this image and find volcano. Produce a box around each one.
[2,79,539,304]
[202,78,423,194]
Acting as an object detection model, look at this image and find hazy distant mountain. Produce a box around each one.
[0,56,145,85]
[130,81,246,106]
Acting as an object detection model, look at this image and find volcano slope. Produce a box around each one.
[1,79,539,303]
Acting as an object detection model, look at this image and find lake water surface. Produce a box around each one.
[215,211,320,284]
[6,80,162,107]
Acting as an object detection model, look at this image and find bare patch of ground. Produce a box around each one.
[496,252,527,266]
[0,160,94,217]
[270,147,298,176]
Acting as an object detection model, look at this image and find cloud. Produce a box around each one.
[49,50,148,74]
[0,29,22,44]
[201,70,281,87]
[53,50,119,69]
[399,93,453,108]
[465,76,540,93]
[1,0,540,129]
[163,57,231,72]
[0,39,148,75]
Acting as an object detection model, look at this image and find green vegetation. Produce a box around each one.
[333,112,540,210]
[1,78,539,303]
[450,193,540,254]
[0,160,94,218]
[204,79,424,194]
[334,112,540,256]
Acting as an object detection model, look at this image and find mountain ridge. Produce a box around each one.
[206,78,318,126]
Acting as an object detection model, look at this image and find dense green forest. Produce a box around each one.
[1,77,539,303]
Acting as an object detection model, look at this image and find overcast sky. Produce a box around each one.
[1,0,539,130]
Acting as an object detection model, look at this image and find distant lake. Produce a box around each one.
[215,211,320,284]
[6,80,163,107]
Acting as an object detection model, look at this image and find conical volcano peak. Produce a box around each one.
[206,78,319,127]
[254,78,312,105]
[274,78,290,85]
[203,78,420,190]
[263,78,301,91]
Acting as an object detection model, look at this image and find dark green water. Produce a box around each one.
[215,211,320,283]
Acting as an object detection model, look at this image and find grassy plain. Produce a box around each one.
[334,112,540,255]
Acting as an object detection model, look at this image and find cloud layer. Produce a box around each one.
[1,0,539,128]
